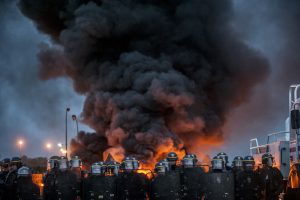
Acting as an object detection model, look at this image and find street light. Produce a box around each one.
[66,108,70,159]
[18,140,24,156]
[45,143,52,158]
[72,115,79,135]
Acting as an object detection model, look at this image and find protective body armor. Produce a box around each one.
[4,169,18,200]
[150,171,181,200]
[43,169,58,200]
[234,170,262,200]
[181,167,204,200]
[16,177,40,200]
[54,170,78,200]
[201,172,235,200]
[0,171,8,200]
[83,175,117,200]
[257,166,284,200]
[116,172,149,200]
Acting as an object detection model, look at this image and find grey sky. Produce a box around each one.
[1,0,299,161]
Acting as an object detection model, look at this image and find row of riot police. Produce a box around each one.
[0,157,40,200]
[5,152,283,200]
[43,155,149,200]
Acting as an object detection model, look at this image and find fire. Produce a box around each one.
[136,169,153,179]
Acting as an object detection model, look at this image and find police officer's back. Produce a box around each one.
[0,158,10,200]
[54,156,78,200]
[150,159,181,200]
[257,153,284,200]
[235,156,262,200]
[116,157,148,200]
[43,156,60,200]
[16,166,40,200]
[181,154,204,200]
[83,161,118,200]
[5,157,22,200]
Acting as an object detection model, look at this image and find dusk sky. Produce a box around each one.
[1,0,300,162]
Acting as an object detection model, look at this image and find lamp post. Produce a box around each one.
[66,108,70,158]
[72,115,79,135]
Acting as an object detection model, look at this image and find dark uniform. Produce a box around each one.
[234,156,262,200]
[5,168,18,200]
[83,175,117,200]
[257,153,284,200]
[235,169,261,200]
[54,170,78,200]
[116,171,148,200]
[150,170,181,200]
[181,154,204,200]
[257,166,284,200]
[43,169,58,200]
[0,158,10,200]
[16,166,40,200]
[43,156,60,200]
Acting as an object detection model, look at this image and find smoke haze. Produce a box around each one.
[18,0,269,164]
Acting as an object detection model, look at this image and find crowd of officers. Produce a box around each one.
[0,152,284,200]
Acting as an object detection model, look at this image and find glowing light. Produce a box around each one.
[18,140,23,146]
[60,148,67,154]
[46,143,52,149]
[57,143,62,148]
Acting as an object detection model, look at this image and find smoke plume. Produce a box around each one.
[19,0,269,164]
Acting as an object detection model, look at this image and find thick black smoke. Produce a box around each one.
[19,0,269,164]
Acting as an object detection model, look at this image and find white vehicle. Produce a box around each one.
[249,84,300,180]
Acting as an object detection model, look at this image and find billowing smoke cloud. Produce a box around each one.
[19,0,269,164]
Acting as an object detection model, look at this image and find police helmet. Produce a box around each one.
[182,154,194,168]
[17,166,31,177]
[70,156,82,168]
[167,152,178,162]
[217,152,229,164]
[232,156,244,168]
[155,162,166,174]
[190,154,198,164]
[132,157,140,170]
[122,157,134,170]
[47,156,59,170]
[58,156,68,170]
[211,155,225,171]
[106,161,120,175]
[262,153,273,167]
[1,158,10,168]
[10,157,22,168]
[161,159,169,172]
[91,162,104,175]
[243,156,255,170]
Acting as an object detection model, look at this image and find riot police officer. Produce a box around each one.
[54,156,78,200]
[43,156,59,200]
[217,152,231,171]
[116,156,148,200]
[83,161,118,200]
[5,157,22,200]
[234,156,262,200]
[16,166,40,200]
[181,154,204,200]
[0,158,10,200]
[150,159,181,200]
[70,156,82,198]
[167,152,178,171]
[201,155,234,199]
[232,156,244,173]
[257,153,284,200]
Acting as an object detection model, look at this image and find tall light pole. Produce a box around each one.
[72,115,79,135]
[18,140,23,157]
[45,143,52,158]
[66,108,70,159]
